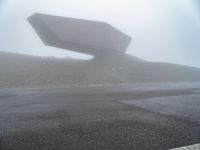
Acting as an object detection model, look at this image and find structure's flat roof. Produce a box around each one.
[28,13,131,56]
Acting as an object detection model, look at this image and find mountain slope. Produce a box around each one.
[0,52,200,88]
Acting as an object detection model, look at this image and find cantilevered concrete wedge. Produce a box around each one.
[28,13,131,57]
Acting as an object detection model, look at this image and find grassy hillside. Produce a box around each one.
[0,52,200,88]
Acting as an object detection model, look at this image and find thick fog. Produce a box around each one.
[0,0,200,67]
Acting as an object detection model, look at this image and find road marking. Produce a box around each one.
[170,144,200,150]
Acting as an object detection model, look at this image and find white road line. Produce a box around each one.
[170,144,200,150]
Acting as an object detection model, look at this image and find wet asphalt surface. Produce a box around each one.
[0,83,200,150]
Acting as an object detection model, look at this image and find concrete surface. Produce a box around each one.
[171,144,200,150]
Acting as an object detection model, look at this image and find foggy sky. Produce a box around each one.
[0,0,200,67]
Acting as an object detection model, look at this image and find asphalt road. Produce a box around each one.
[0,83,200,150]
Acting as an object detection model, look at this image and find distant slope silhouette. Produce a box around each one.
[0,52,200,88]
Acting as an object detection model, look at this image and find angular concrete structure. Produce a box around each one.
[28,13,131,57]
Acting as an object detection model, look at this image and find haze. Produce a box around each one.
[0,0,200,67]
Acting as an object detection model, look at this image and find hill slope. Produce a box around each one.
[0,52,200,88]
